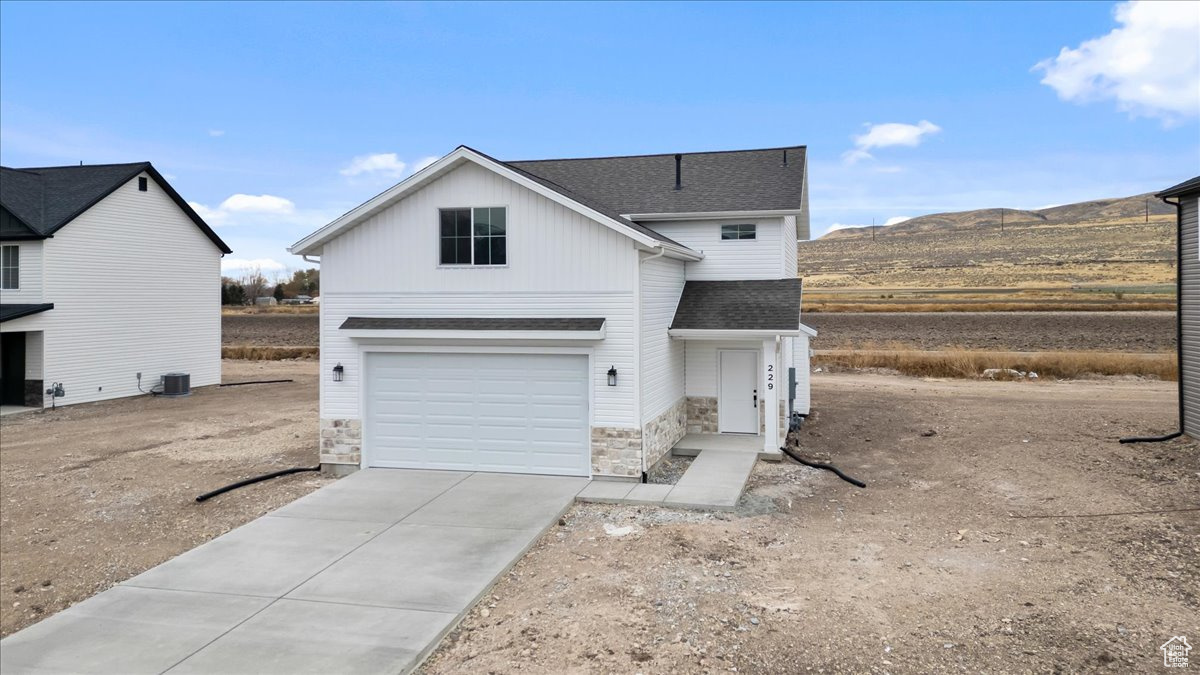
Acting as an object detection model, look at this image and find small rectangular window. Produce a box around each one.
[0,245,19,290]
[138,176,148,192]
[439,207,507,266]
[721,224,756,240]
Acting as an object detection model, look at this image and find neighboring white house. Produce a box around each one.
[290,145,815,479]
[0,162,230,408]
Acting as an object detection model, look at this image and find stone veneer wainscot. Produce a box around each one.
[643,398,687,471]
[686,397,718,434]
[590,427,642,477]
[320,418,361,468]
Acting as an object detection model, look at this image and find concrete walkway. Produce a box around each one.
[577,448,758,511]
[1,469,587,675]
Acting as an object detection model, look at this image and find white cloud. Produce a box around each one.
[221,258,287,274]
[189,193,295,227]
[340,152,407,178]
[412,155,440,173]
[825,222,864,232]
[1034,1,1200,122]
[208,129,225,137]
[842,120,941,163]
[884,216,912,226]
[219,193,295,214]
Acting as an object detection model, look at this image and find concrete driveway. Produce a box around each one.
[0,469,587,674]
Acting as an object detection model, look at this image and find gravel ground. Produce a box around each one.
[804,311,1175,352]
[423,373,1198,674]
[0,360,331,637]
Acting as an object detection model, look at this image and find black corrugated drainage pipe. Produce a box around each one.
[780,445,866,488]
[1121,195,1185,444]
[219,379,294,387]
[195,465,321,502]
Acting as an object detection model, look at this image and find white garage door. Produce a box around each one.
[364,352,591,476]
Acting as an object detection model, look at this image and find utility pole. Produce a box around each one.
[872,217,876,242]
[1000,208,1004,235]
[1146,198,1149,224]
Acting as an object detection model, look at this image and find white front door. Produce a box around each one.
[718,350,758,434]
[364,352,591,476]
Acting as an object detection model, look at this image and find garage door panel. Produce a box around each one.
[365,352,591,476]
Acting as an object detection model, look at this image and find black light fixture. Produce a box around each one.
[332,363,344,382]
[607,366,617,386]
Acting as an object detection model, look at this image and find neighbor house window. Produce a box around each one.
[720,224,756,240]
[439,207,506,266]
[0,245,17,290]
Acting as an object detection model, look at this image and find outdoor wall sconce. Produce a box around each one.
[607,366,617,386]
[332,363,344,382]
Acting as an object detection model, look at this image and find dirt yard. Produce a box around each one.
[222,312,321,346]
[805,311,1175,352]
[0,360,331,637]
[424,373,1199,674]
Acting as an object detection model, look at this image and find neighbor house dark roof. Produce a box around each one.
[670,279,803,331]
[340,317,606,331]
[0,162,231,253]
[0,303,54,323]
[507,146,806,216]
[1158,176,1200,199]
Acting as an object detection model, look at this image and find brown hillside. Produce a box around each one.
[801,193,1176,289]
[822,193,1174,240]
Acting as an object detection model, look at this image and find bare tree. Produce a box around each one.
[239,266,270,305]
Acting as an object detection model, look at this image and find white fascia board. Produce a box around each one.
[623,209,805,221]
[289,150,467,255]
[668,328,811,340]
[649,241,704,261]
[290,146,683,256]
[342,327,607,341]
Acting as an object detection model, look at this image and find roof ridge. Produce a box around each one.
[11,161,152,171]
[0,166,44,175]
[506,145,806,164]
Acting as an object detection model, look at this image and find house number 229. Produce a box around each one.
[766,364,774,390]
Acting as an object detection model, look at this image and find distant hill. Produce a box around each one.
[799,192,1176,289]
[822,193,1175,240]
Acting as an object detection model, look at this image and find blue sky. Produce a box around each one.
[2,1,1197,275]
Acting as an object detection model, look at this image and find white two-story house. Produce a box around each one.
[290,145,814,480]
[0,162,230,409]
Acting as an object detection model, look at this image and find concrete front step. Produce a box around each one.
[671,432,782,462]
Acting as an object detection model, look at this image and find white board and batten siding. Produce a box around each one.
[647,218,785,281]
[639,254,686,423]
[790,334,811,416]
[319,161,640,429]
[2,173,223,406]
[1181,196,1200,438]
[782,215,799,279]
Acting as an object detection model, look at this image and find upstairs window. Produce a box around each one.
[0,245,18,290]
[720,224,756,240]
[439,207,506,266]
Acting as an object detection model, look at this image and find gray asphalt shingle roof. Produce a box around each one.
[0,163,231,253]
[340,317,606,332]
[1158,175,1200,199]
[670,279,803,331]
[507,146,806,216]
[0,303,54,323]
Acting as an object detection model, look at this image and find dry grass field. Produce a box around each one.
[799,213,1176,311]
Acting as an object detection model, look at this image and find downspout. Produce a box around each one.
[1120,196,1184,443]
[302,255,321,264]
[636,247,669,482]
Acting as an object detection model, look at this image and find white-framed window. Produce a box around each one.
[720,224,756,240]
[0,245,18,290]
[439,207,507,266]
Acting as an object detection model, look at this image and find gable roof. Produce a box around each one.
[1158,176,1200,199]
[508,146,806,216]
[670,279,810,333]
[0,303,54,323]
[0,162,231,253]
[289,146,702,258]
